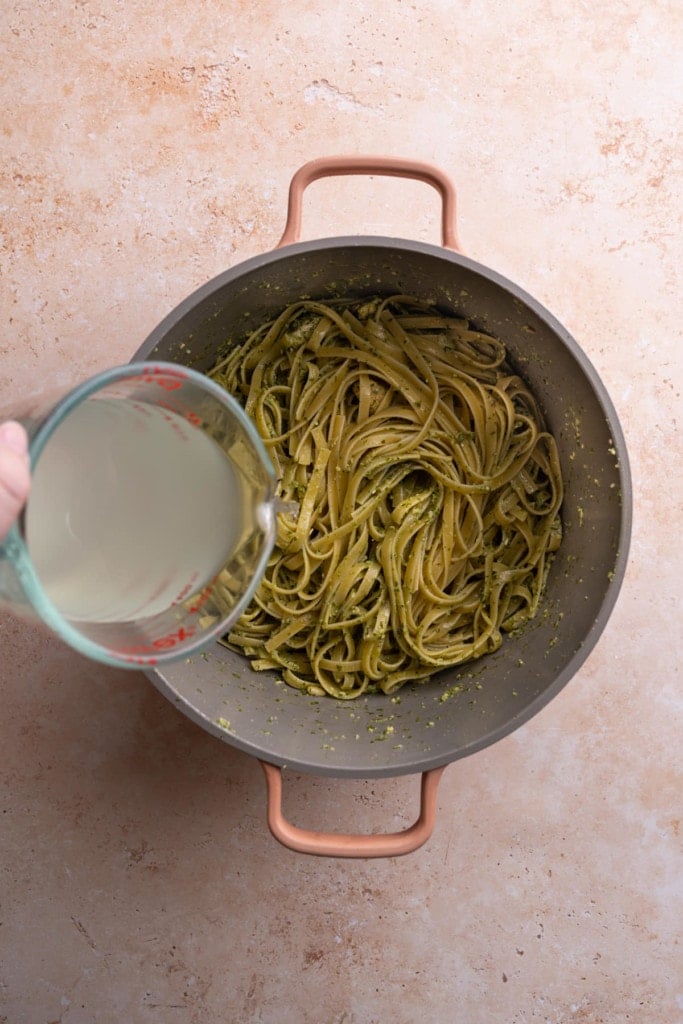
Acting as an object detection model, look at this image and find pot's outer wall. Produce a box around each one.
[134,238,631,778]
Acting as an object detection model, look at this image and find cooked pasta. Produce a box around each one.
[209,296,563,699]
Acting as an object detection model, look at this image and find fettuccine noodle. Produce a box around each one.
[209,296,563,699]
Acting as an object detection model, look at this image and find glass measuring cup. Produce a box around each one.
[0,362,278,668]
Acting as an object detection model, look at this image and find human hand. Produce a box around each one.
[0,422,31,540]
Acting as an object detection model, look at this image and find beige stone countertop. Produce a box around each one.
[1,2,681,1022]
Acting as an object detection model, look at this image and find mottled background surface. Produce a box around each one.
[1,1,681,1022]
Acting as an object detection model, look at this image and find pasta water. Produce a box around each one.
[25,398,242,623]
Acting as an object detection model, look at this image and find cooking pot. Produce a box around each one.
[134,157,631,857]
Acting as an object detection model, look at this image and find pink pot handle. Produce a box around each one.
[276,155,461,252]
[259,760,447,858]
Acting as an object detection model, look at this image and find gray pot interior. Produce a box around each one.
[135,238,631,778]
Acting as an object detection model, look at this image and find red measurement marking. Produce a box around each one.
[174,584,193,603]
[173,578,198,604]
[126,367,187,391]
[156,398,203,427]
[158,410,191,441]
[152,625,196,650]
[187,579,218,614]
[145,365,189,380]
[115,629,196,654]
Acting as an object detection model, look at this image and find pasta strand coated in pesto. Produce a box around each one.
[209,297,563,699]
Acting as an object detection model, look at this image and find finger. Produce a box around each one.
[0,446,31,537]
[0,420,29,456]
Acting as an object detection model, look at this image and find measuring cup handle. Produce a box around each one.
[259,760,447,858]
[276,156,461,252]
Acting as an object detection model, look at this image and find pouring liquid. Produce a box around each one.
[25,398,241,623]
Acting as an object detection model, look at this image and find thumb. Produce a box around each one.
[0,422,31,538]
